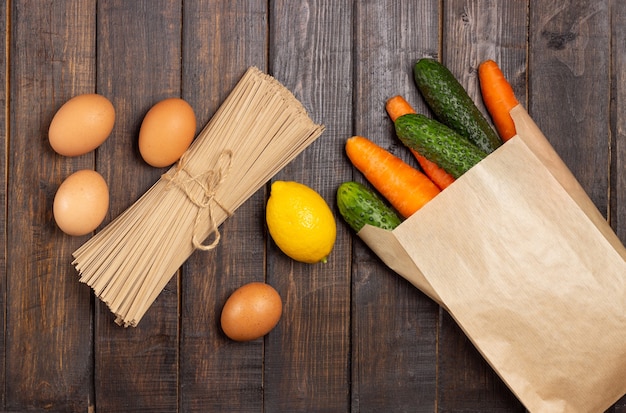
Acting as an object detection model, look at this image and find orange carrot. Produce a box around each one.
[385,95,456,190]
[385,95,417,122]
[478,60,519,141]
[408,149,455,190]
[345,135,440,218]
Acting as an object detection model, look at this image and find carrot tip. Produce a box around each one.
[385,95,417,122]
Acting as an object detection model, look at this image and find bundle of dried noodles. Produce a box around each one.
[72,67,325,327]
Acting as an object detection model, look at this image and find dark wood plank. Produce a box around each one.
[93,1,181,411]
[179,1,268,411]
[351,1,440,412]
[438,1,528,411]
[0,0,6,410]
[263,0,352,411]
[530,0,610,214]
[610,0,626,239]
[6,1,96,411]
[609,1,626,411]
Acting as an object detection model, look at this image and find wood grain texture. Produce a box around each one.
[93,1,181,411]
[264,1,352,411]
[179,1,268,411]
[438,1,528,411]
[6,1,95,411]
[0,0,6,409]
[352,1,439,412]
[529,0,610,215]
[611,0,626,239]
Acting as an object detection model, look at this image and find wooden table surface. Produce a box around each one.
[3,1,626,412]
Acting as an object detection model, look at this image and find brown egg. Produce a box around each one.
[138,98,197,168]
[49,93,115,157]
[53,169,109,236]
[220,282,283,342]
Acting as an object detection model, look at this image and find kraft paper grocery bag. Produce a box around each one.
[359,105,626,413]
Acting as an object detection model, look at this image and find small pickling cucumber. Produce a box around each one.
[394,113,487,179]
[413,58,501,153]
[336,181,402,232]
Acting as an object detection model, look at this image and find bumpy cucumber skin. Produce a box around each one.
[337,181,402,232]
[413,58,501,153]
[395,114,487,179]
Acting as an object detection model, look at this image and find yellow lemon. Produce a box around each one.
[266,181,336,264]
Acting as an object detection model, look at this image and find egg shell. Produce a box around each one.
[49,93,115,157]
[53,169,109,236]
[138,98,197,168]
[220,282,283,342]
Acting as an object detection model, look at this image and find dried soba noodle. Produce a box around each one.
[72,67,325,327]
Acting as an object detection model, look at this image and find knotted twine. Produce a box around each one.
[162,149,234,251]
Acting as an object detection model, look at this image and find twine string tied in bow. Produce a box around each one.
[162,149,234,251]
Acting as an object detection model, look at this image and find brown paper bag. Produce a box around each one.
[359,105,626,413]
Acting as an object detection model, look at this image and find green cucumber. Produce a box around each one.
[337,181,402,232]
[395,113,487,179]
[413,58,501,153]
